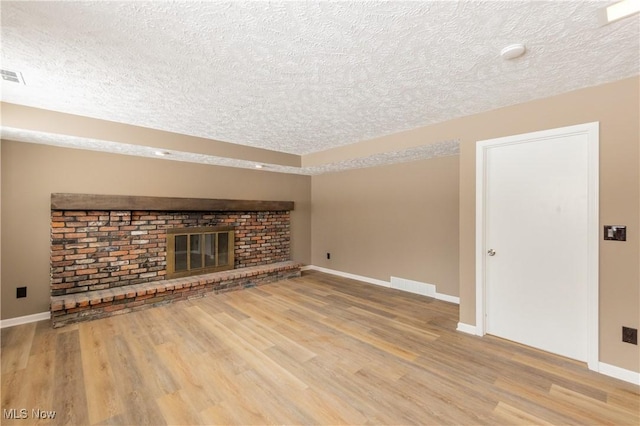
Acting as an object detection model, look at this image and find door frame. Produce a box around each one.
[475,122,600,371]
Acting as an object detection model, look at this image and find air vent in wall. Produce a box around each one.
[1,69,25,84]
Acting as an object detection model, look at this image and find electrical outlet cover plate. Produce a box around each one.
[604,225,626,241]
[622,326,638,345]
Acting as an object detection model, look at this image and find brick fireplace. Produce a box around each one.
[51,210,291,295]
[49,194,301,327]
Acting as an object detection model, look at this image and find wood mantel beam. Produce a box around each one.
[51,193,294,212]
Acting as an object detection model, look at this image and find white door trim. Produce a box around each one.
[475,122,599,371]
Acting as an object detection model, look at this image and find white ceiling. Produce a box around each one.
[1,1,639,165]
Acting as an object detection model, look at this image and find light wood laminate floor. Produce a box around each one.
[2,271,639,425]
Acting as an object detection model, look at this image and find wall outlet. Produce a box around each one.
[622,326,637,345]
[326,252,331,260]
[16,287,27,298]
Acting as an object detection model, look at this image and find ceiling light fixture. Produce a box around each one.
[255,164,264,169]
[599,0,640,25]
[154,150,170,156]
[500,44,526,60]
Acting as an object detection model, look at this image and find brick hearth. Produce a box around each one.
[50,261,300,328]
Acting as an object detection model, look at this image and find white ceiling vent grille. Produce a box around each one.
[1,69,26,85]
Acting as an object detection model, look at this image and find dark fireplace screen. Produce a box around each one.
[166,226,234,278]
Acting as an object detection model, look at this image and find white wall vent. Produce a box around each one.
[390,276,436,297]
[1,69,26,84]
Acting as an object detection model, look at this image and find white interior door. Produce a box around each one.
[476,123,599,366]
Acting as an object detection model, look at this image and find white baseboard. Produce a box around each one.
[598,362,640,385]
[303,265,390,288]
[303,265,459,304]
[1,311,50,329]
[456,322,477,335]
[436,292,460,304]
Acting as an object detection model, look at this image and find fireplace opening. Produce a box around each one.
[166,226,235,279]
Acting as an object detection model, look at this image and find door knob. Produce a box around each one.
[487,249,496,256]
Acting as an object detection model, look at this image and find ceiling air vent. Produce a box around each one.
[1,69,25,84]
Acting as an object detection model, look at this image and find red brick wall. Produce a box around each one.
[50,210,291,296]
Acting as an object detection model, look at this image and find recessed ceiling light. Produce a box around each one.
[500,44,526,60]
[154,151,170,156]
[599,0,640,26]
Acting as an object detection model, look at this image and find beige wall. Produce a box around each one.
[311,155,460,297]
[310,76,639,372]
[0,141,311,320]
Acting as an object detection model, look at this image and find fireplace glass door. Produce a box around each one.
[167,227,234,278]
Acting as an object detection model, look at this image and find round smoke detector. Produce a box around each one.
[500,44,526,60]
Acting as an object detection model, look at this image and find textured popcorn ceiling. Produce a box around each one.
[1,1,638,171]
